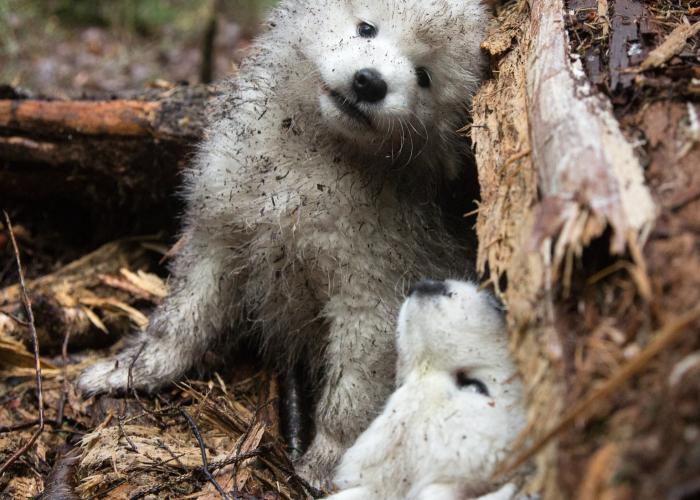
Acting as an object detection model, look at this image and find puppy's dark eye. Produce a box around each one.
[358,22,377,38]
[455,371,490,396]
[416,67,431,88]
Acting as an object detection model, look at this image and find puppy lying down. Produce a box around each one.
[326,280,525,500]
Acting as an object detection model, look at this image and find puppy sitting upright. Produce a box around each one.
[328,280,525,500]
[79,0,490,483]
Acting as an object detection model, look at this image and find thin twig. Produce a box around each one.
[180,408,230,499]
[5,311,30,327]
[497,305,700,476]
[55,329,71,426]
[86,479,127,500]
[117,415,139,453]
[123,341,170,428]
[127,341,147,396]
[0,212,45,476]
[0,420,44,434]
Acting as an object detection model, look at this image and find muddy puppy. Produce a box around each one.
[327,280,525,500]
[79,0,490,483]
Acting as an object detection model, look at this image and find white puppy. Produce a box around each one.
[327,280,525,500]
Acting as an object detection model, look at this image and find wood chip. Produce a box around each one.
[640,20,700,71]
[119,268,168,298]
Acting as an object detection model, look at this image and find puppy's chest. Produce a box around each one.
[239,163,414,249]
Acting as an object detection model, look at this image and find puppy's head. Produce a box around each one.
[289,0,489,171]
[397,279,510,394]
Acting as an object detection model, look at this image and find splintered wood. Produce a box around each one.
[528,0,655,258]
[0,239,163,353]
[473,2,562,496]
[639,20,700,71]
[473,0,664,498]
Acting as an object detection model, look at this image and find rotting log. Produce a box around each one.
[475,1,700,499]
[0,85,217,238]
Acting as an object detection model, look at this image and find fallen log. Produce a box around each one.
[0,84,217,237]
[0,100,162,138]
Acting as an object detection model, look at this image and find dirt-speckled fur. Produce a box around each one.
[326,281,525,499]
[79,0,490,483]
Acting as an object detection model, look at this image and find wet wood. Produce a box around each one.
[608,0,647,92]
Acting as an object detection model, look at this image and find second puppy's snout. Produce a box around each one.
[408,279,448,297]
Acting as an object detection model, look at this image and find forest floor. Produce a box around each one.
[0,0,257,97]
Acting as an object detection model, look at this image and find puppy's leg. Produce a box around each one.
[78,237,237,395]
[296,298,396,485]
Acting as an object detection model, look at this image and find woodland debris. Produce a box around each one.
[0,238,165,353]
[475,1,700,498]
[499,305,700,475]
[608,0,648,91]
[639,19,700,71]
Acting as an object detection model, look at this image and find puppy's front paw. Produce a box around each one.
[77,359,131,396]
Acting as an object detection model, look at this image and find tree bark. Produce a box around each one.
[474,1,700,498]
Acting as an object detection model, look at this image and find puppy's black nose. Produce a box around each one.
[353,68,388,103]
[408,279,448,297]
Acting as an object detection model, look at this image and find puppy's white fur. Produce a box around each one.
[78,0,490,482]
[327,280,525,500]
